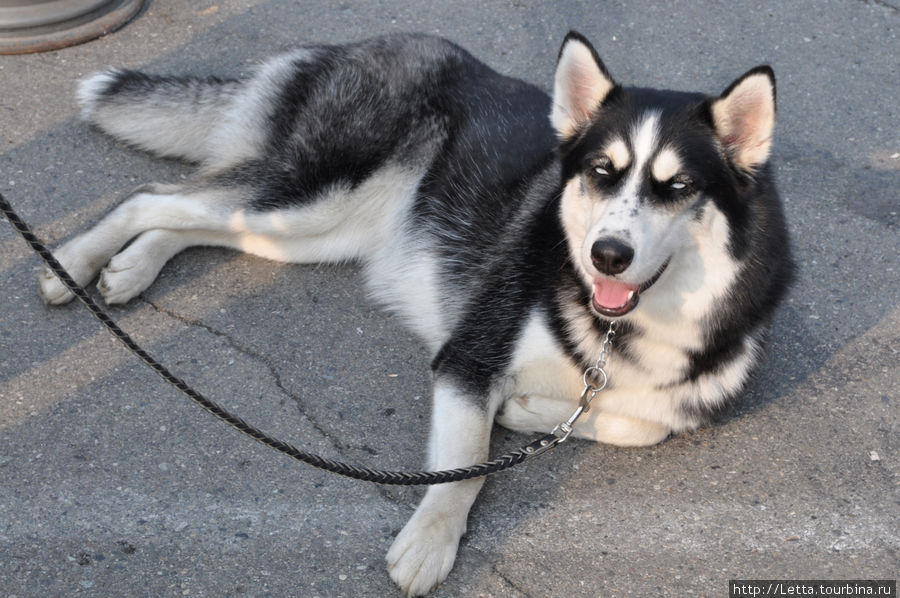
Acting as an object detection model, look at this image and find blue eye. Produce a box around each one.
[594,166,610,176]
[668,175,693,192]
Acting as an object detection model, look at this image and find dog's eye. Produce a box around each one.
[668,176,693,192]
[588,157,614,179]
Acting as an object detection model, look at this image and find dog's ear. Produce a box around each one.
[551,32,617,139]
[711,66,776,173]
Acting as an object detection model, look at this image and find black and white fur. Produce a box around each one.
[38,33,793,596]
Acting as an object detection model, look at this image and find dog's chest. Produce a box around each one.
[507,310,585,402]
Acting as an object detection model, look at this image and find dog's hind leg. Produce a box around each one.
[96,228,236,305]
[38,167,411,304]
[37,183,251,304]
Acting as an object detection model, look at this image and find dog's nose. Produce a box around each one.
[591,238,634,275]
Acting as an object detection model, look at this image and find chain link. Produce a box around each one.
[582,321,616,405]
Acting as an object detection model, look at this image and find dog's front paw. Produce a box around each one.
[386,505,465,597]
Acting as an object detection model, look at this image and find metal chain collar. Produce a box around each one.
[1,191,613,485]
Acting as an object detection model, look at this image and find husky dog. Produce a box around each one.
[39,32,793,596]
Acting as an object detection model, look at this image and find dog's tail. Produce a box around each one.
[78,69,244,164]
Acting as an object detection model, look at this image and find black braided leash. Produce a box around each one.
[0,191,566,485]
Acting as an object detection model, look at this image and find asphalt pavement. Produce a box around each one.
[1,1,897,596]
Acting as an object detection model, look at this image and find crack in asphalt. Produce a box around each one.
[138,297,337,442]
[866,0,898,11]
[137,297,403,504]
[492,562,535,598]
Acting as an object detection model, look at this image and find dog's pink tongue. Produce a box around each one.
[593,279,639,309]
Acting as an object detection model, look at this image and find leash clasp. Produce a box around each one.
[523,386,593,457]
[554,384,594,443]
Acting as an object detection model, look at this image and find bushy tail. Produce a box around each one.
[78,69,243,164]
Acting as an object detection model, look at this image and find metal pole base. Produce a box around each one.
[0,0,146,55]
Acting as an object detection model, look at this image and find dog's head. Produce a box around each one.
[552,32,776,319]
